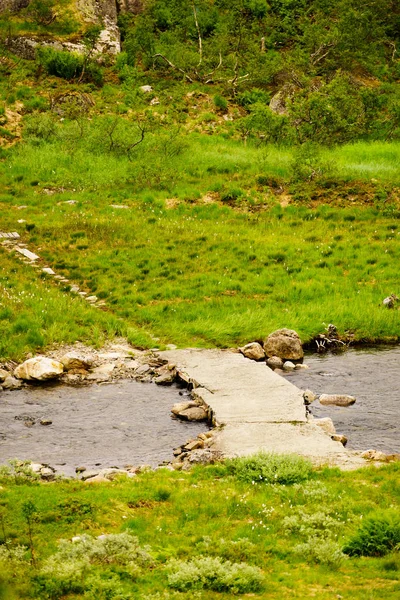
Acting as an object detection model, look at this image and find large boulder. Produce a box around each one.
[264,329,304,360]
[14,356,64,381]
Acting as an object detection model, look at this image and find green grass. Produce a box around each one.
[0,460,399,598]
[1,70,400,359]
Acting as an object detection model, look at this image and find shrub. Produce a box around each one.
[214,94,228,112]
[294,537,347,569]
[227,452,313,485]
[37,47,83,80]
[283,509,342,537]
[167,556,264,593]
[343,512,400,557]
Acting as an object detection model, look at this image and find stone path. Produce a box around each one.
[160,349,367,469]
[0,232,106,308]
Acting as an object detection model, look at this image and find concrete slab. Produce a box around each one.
[159,348,367,468]
[160,349,307,424]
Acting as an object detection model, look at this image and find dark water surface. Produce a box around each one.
[285,346,400,454]
[0,380,207,476]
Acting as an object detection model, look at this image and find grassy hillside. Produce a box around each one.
[0,2,400,359]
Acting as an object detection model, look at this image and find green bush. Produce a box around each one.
[37,47,83,80]
[227,452,313,485]
[343,512,400,557]
[294,537,347,569]
[167,556,264,593]
[214,94,228,112]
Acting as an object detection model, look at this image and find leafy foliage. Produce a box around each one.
[343,512,400,557]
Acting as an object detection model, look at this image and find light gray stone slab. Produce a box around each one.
[161,349,306,424]
[15,247,39,261]
[159,349,367,468]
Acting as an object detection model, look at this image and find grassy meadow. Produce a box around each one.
[0,457,399,599]
[1,122,400,359]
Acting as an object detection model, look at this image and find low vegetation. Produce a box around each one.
[0,457,399,599]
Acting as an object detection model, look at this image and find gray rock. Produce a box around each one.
[303,389,317,404]
[87,363,115,381]
[239,342,265,361]
[266,356,284,369]
[264,329,304,360]
[319,394,356,407]
[361,449,388,461]
[2,376,22,390]
[60,352,93,371]
[177,407,208,422]
[382,294,398,308]
[181,449,219,471]
[14,356,64,381]
[154,366,176,385]
[135,364,152,376]
[331,434,348,446]
[171,401,198,415]
[80,469,100,481]
[283,361,296,371]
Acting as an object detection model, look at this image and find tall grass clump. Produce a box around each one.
[343,512,400,557]
[227,452,313,485]
[166,556,264,593]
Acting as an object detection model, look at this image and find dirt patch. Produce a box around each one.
[1,102,23,147]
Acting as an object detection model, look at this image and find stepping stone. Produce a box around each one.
[42,267,55,275]
[15,247,39,261]
[0,232,20,239]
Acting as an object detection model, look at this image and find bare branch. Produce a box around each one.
[126,122,146,160]
[204,51,223,84]
[310,42,335,66]
[153,53,193,83]
[192,2,203,68]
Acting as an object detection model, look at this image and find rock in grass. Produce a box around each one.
[14,356,64,381]
[239,342,265,361]
[319,394,356,407]
[361,449,388,461]
[264,329,304,360]
[0,368,8,383]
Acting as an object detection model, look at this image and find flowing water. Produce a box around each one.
[285,345,400,454]
[0,380,207,477]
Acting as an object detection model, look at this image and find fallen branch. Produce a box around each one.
[153,53,193,83]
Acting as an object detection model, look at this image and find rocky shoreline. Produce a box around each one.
[1,332,399,480]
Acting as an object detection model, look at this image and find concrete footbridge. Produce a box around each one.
[160,349,366,469]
